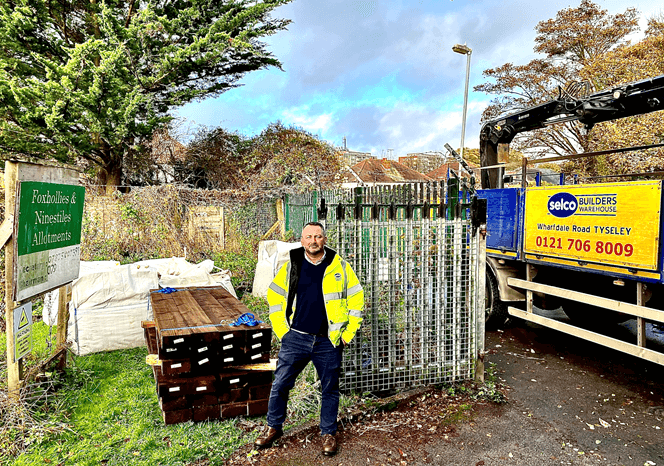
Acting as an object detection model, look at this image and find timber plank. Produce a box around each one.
[179,291,212,330]
[161,359,192,376]
[171,292,200,337]
[221,402,248,419]
[144,326,158,355]
[245,351,270,365]
[155,291,203,346]
[249,384,272,401]
[246,329,272,351]
[163,408,192,425]
[219,335,245,363]
[151,293,178,334]
[219,387,249,404]
[157,376,189,400]
[158,342,188,360]
[156,374,217,398]
[190,339,216,360]
[189,394,219,408]
[210,287,253,317]
[155,293,191,347]
[218,369,273,391]
[247,399,269,417]
[190,288,234,323]
[160,396,189,412]
[190,353,214,373]
[193,404,221,422]
[148,286,275,424]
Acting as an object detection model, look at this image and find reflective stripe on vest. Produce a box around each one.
[269,282,286,296]
[348,309,363,318]
[329,321,346,332]
[347,283,362,297]
[324,291,344,301]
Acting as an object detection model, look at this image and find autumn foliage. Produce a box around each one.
[183,122,342,194]
[476,0,664,180]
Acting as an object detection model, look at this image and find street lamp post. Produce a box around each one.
[452,43,472,162]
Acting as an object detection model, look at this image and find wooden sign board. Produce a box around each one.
[13,181,85,301]
[4,161,83,395]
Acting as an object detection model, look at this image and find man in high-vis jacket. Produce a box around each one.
[254,222,364,456]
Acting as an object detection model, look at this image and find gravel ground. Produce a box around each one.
[225,312,664,466]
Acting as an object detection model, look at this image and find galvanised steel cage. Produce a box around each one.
[285,181,487,393]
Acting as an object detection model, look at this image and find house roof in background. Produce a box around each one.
[152,131,187,164]
[344,158,432,183]
[426,160,479,181]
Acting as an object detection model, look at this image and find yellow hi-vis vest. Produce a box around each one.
[267,247,364,347]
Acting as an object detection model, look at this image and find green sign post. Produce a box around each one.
[14,181,85,301]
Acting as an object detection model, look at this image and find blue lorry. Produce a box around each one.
[476,74,664,366]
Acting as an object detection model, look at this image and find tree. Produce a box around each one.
[243,122,342,194]
[182,126,251,189]
[475,0,639,164]
[0,0,292,192]
[534,0,638,69]
[562,16,664,179]
[178,122,341,194]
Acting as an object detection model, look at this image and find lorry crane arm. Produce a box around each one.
[479,74,664,189]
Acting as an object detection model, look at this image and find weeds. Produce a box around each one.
[214,250,258,295]
[6,347,255,466]
[440,363,507,404]
[471,362,507,403]
[1,322,58,391]
[81,185,271,264]
[0,360,73,459]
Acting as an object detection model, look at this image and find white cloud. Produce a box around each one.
[175,0,662,158]
[280,107,334,135]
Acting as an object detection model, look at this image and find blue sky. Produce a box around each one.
[175,0,661,159]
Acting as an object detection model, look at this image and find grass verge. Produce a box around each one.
[4,344,259,466]
[1,296,353,465]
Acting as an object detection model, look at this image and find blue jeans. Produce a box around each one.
[267,330,343,435]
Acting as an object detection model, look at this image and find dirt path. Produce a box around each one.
[225,317,664,466]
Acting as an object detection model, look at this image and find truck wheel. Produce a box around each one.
[486,271,508,329]
[561,301,628,328]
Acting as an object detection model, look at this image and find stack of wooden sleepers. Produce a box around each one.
[142,286,274,425]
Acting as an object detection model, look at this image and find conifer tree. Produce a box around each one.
[0,0,292,191]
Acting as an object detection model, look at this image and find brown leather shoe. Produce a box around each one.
[254,427,283,449]
[322,433,337,456]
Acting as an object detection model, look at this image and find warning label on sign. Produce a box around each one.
[18,308,29,329]
[13,302,32,361]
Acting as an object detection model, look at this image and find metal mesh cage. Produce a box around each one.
[287,182,484,393]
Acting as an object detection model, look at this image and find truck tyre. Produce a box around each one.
[486,271,508,329]
[561,301,628,328]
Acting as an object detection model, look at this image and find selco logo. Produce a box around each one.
[547,192,578,218]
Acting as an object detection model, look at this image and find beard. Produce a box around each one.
[306,243,323,255]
